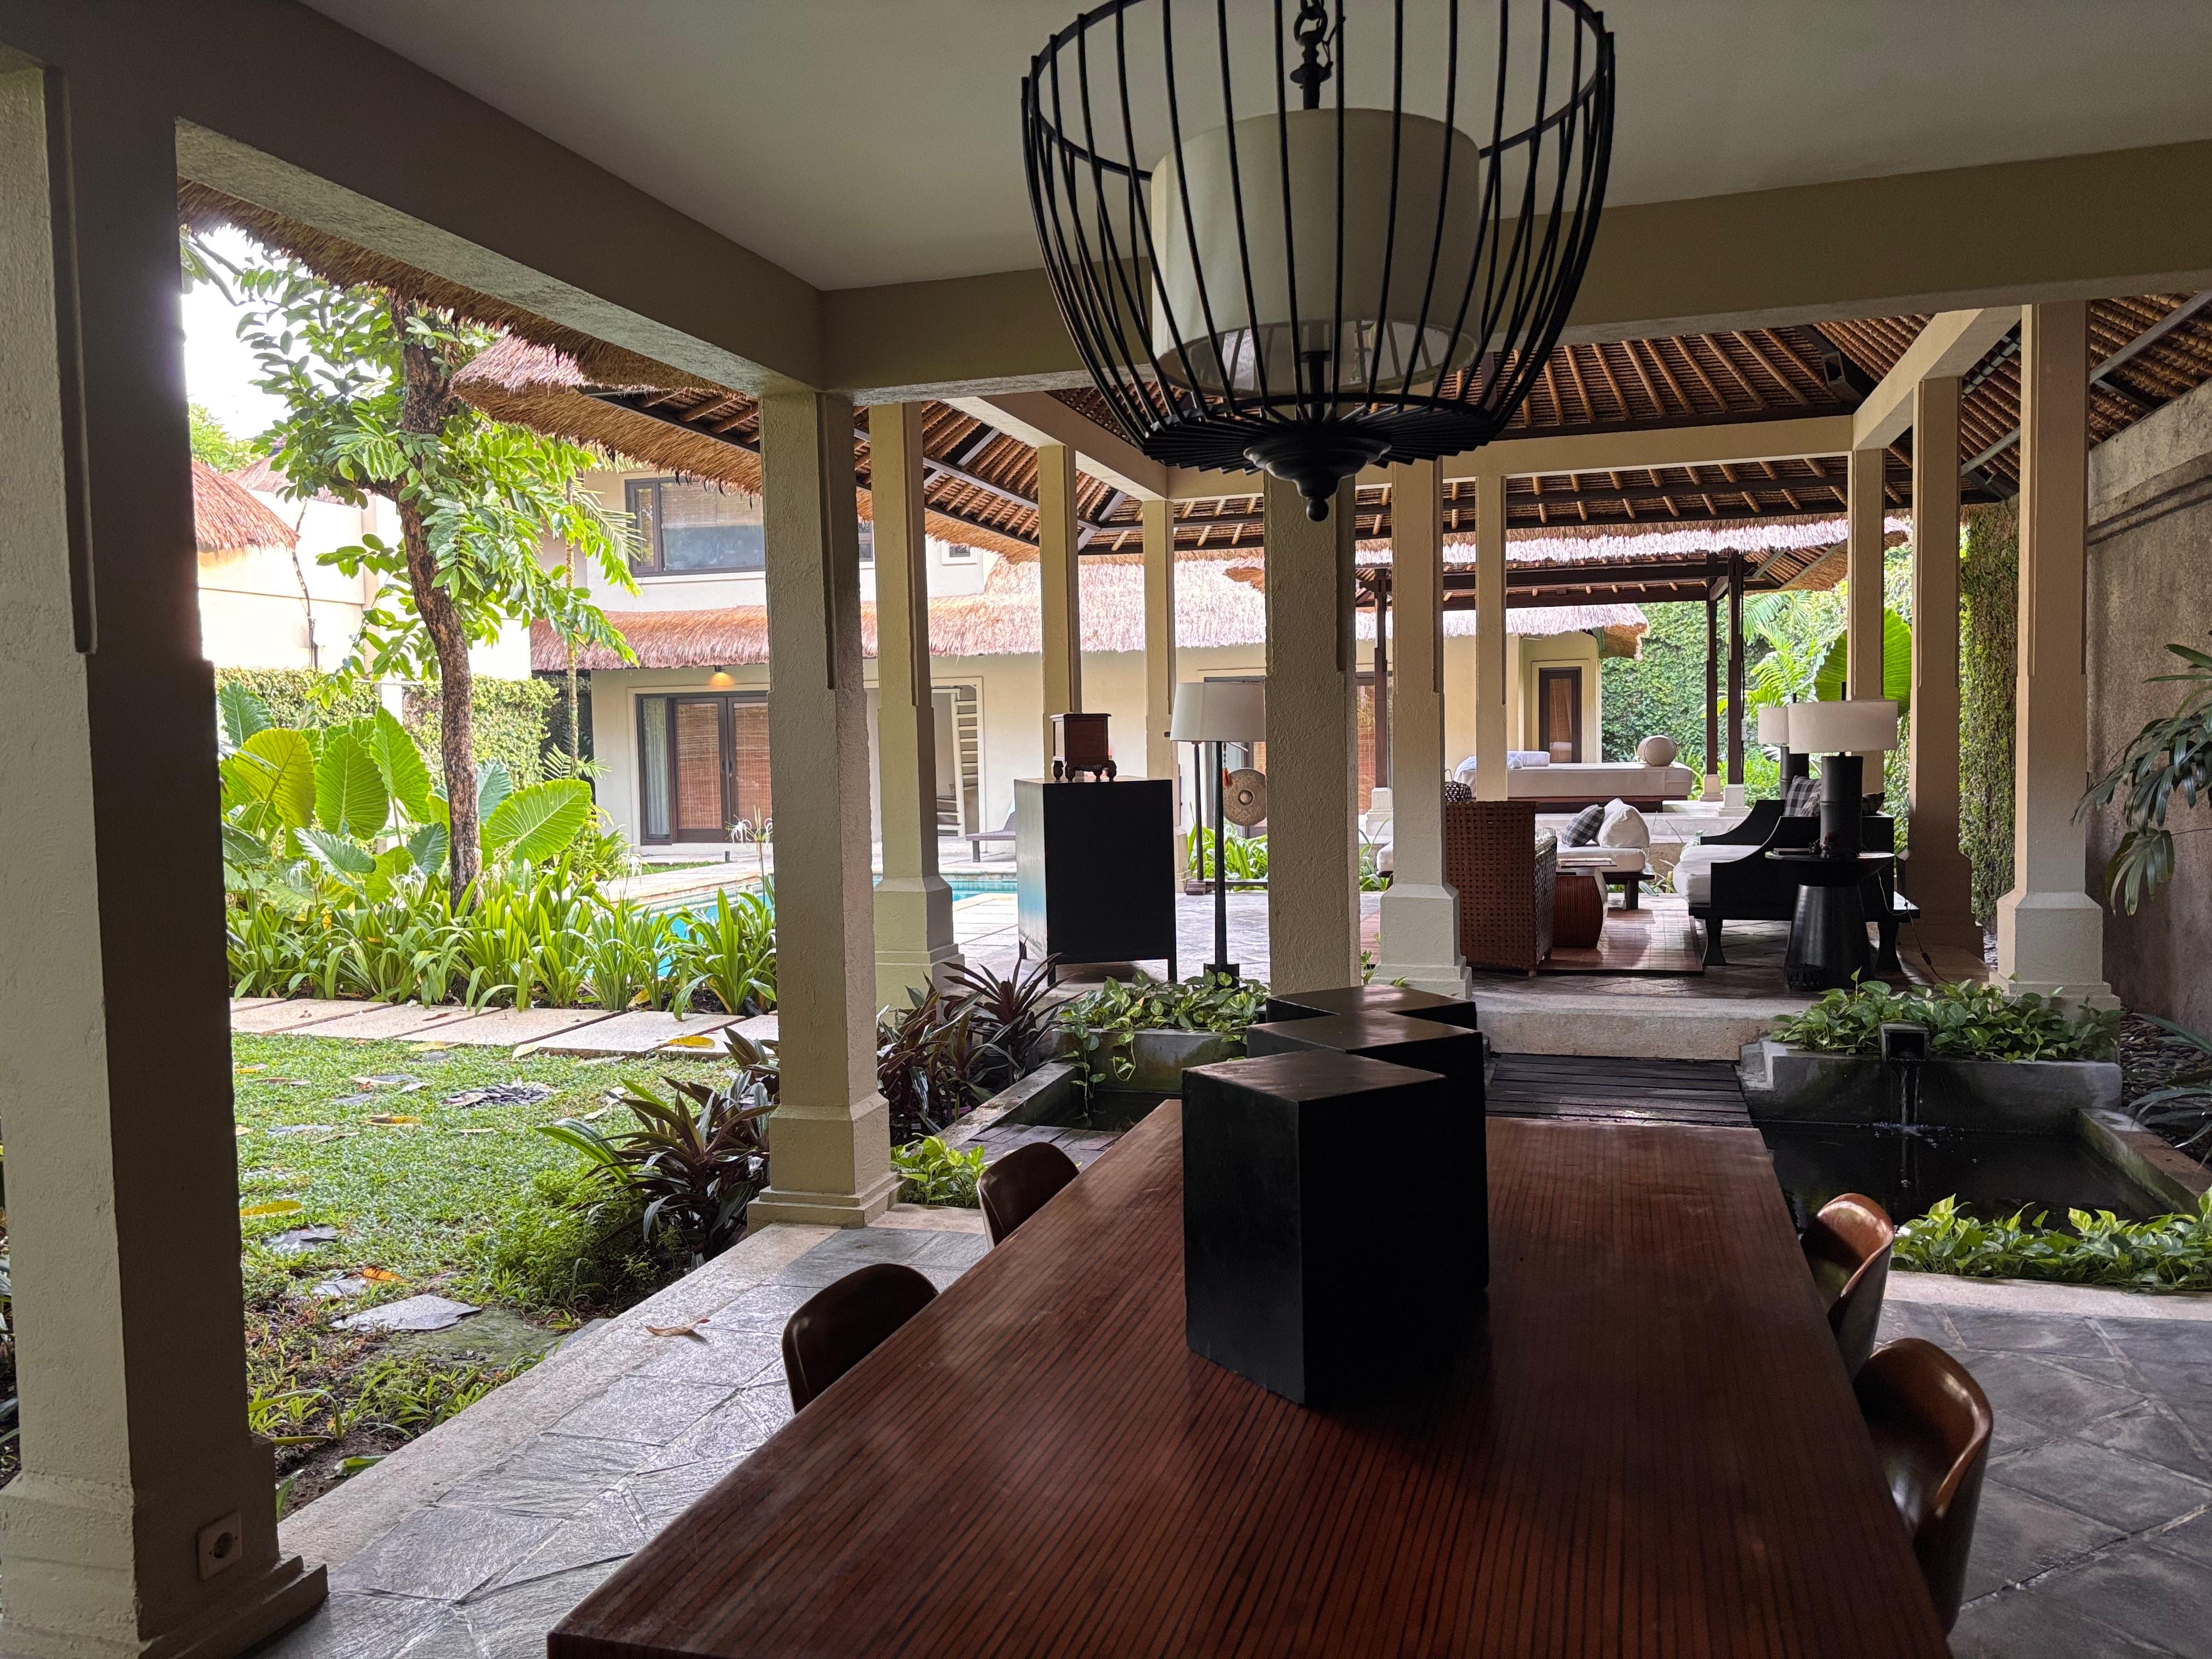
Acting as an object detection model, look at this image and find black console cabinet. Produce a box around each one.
[1014,777,1176,969]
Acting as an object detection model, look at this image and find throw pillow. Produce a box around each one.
[1782,775,1820,817]
[1598,798,1651,850]
[1636,734,1679,768]
[1443,778,1474,804]
[1562,803,1604,846]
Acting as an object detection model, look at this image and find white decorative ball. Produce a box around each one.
[1636,735,1679,768]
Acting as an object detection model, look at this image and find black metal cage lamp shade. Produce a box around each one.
[1022,0,1615,520]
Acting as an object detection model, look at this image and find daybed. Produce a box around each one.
[1453,753,1696,810]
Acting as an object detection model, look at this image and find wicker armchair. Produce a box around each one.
[1444,799,1555,974]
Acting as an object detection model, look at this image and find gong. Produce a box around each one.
[1223,768,1268,828]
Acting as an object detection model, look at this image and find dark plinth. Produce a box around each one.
[1182,1051,1469,1407]
[1773,851,1893,992]
[1262,983,1481,1031]
[1014,777,1175,967]
[1242,1012,1487,1288]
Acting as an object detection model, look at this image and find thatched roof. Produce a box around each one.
[533,557,1645,672]
[193,459,296,557]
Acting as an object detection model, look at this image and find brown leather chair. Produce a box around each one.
[782,1262,937,1412]
[978,1141,1079,1245]
[1803,1193,1895,1378]
[1854,1338,1993,1633]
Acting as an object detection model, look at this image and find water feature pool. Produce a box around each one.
[1759,1120,2160,1229]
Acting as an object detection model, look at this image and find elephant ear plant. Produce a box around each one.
[538,1033,780,1265]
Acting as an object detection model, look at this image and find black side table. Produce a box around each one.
[1770,851,1894,992]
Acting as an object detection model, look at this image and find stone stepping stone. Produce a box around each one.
[520,1009,740,1058]
[334,1294,480,1334]
[420,1008,619,1048]
[230,998,371,1034]
[299,1002,481,1041]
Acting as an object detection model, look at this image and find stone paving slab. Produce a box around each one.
[413,1008,618,1048]
[232,998,378,1034]
[518,1009,738,1057]
[292,1003,484,1042]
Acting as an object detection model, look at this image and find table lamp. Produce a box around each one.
[1785,700,1899,859]
[1757,703,1809,783]
[1170,680,1266,981]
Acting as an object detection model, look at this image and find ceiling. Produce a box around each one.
[303,0,2212,291]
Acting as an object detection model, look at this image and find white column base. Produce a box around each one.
[749,1170,899,1231]
[1722,783,1748,809]
[873,876,962,1009]
[1995,888,2116,1007]
[1701,774,1724,802]
[748,1096,899,1229]
[1373,881,1472,997]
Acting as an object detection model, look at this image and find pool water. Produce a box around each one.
[946,875,1017,900]
[1759,1121,2160,1231]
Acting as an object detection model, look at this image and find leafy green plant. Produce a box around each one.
[672,888,777,1015]
[1897,1193,2212,1291]
[878,990,989,1144]
[891,1136,986,1207]
[942,956,1058,1091]
[1769,980,2120,1062]
[2128,1014,2212,1161]
[1055,973,1267,1091]
[2079,636,2212,913]
[1187,827,1267,883]
[1960,503,2018,922]
[539,1068,774,1263]
[580,902,674,1013]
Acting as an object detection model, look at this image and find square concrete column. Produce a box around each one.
[749,390,896,1226]
[1907,375,1979,948]
[1263,475,1360,989]
[1037,440,1082,753]
[1141,496,1182,857]
[0,69,325,1656]
[869,403,960,1007]
[1845,445,1889,787]
[1472,469,1510,802]
[1374,460,1471,994]
[1997,302,2114,1004]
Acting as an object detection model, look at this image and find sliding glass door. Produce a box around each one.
[637,692,772,844]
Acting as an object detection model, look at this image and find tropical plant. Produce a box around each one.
[672,888,777,1015]
[877,990,990,1146]
[1055,973,1268,1091]
[891,1136,986,1207]
[197,239,638,905]
[1187,827,1268,883]
[2127,1015,2212,1162]
[579,902,675,1014]
[1896,1193,2212,1291]
[941,956,1058,1090]
[1768,980,2121,1062]
[2079,636,2212,914]
[540,1069,774,1263]
[189,400,258,473]
[1811,607,1914,719]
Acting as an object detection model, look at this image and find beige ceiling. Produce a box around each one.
[304,0,2212,292]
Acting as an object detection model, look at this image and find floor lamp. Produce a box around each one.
[1170,680,1266,983]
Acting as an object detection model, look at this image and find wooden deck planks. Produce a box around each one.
[1486,1052,1753,1125]
[552,1106,1943,1658]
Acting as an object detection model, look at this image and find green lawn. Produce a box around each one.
[232,1031,732,1513]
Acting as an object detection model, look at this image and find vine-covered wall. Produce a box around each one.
[213,668,555,786]
[1958,501,2018,926]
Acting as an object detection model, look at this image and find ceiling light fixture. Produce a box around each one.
[1022,0,1615,521]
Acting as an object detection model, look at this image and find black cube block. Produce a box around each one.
[1263,983,1481,1030]
[1243,1013,1488,1286]
[1182,1051,1471,1407]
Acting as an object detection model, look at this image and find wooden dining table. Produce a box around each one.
[552,1104,1950,1657]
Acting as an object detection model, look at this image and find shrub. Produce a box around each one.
[878,989,991,1145]
[1897,1194,2212,1291]
[405,675,558,788]
[1056,973,1267,1091]
[892,1136,986,1207]
[1768,980,2120,1062]
[942,957,1058,1091]
[474,1164,663,1316]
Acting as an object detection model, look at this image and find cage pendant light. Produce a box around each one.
[1022,0,1615,520]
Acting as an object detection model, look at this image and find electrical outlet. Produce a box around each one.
[196,1513,243,1580]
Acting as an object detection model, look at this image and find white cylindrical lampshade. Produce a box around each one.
[1787,699,1899,755]
[1150,108,1484,396]
[1169,680,1266,743]
[1756,704,1793,746]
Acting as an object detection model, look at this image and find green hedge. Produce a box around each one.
[212,668,555,786]
[1600,602,1712,774]
[1959,501,2018,924]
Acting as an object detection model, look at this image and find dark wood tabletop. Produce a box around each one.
[552,1106,1948,1658]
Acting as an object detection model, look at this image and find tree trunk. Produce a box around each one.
[393,297,478,906]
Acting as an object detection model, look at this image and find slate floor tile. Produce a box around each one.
[617,1457,737,1533]
[2033,1543,2212,1655]
[543,1375,735,1447]
[1963,1480,2124,1599]
[632,1323,783,1388]
[1964,1350,2146,1432]
[2145,1504,2212,1567]
[1989,1437,2212,1532]
[635,1385,788,1474]
[479,1488,647,1595]
[252,1590,465,1659]
[2098,1319,2212,1371]
[329,1505,563,1601]
[1949,1585,2172,1658]
[2073,1400,2212,1482]
[1876,1303,1959,1345]
[1946,1308,2117,1359]
[459,1562,622,1659]
[436,1434,650,1517]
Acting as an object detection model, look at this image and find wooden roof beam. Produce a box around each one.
[1850,308,2021,450]
[945,391,1169,500]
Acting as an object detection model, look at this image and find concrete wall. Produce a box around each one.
[2086,375,2212,1031]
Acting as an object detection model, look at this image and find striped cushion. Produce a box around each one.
[1783,775,1820,817]
[1562,803,1605,847]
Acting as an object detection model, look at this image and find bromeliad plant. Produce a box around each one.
[1769,980,2121,1063]
[2080,635,2212,913]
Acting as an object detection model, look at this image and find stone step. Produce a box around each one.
[1472,990,1808,1063]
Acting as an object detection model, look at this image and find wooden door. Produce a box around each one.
[1537,666,1584,761]
[671,697,729,841]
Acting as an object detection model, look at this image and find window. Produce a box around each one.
[636,691,772,843]
[941,542,977,565]
[626,477,764,573]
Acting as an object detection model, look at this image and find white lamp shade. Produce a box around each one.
[1170,679,1266,743]
[1756,704,1793,746]
[1787,699,1899,755]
